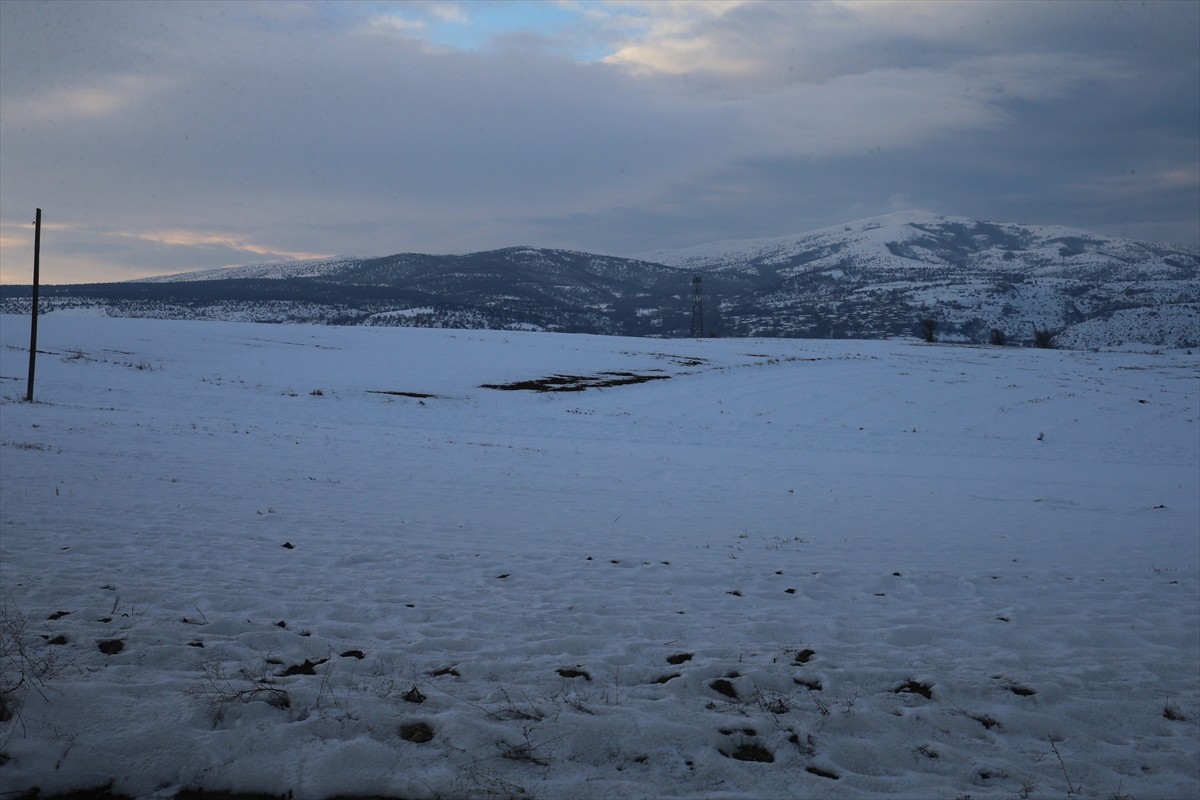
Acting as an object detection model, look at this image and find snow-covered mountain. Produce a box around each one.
[639,211,1200,347]
[636,210,1178,275]
[140,255,362,283]
[3,212,1197,349]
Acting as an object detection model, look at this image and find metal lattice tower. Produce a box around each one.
[690,275,704,338]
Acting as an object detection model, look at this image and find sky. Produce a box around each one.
[0,0,1198,284]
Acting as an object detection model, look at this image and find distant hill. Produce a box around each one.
[3,212,1197,349]
[638,211,1200,348]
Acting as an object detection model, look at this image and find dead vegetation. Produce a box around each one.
[481,371,670,392]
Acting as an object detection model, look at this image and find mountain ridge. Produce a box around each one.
[3,212,1197,349]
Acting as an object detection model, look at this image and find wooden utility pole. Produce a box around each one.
[26,208,41,402]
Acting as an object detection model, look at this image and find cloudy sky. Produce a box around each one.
[1,0,1197,283]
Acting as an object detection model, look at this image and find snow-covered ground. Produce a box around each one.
[1,313,1197,800]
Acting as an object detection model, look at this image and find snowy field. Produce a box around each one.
[0,312,1197,800]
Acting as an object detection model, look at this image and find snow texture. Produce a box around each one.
[138,257,361,283]
[1,313,1197,799]
[634,211,1192,277]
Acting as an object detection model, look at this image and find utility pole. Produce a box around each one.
[690,274,704,338]
[26,208,41,403]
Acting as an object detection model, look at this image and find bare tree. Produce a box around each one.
[919,318,937,343]
[1033,328,1056,348]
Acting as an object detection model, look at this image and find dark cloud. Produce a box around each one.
[1,0,1196,283]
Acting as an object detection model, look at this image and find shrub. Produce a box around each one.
[919,318,937,343]
[1033,328,1056,348]
[0,602,60,730]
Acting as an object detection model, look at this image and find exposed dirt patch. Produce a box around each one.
[278,658,328,677]
[710,678,739,699]
[481,372,670,392]
[968,712,1002,729]
[722,742,774,763]
[557,667,592,681]
[97,639,124,655]
[894,680,933,699]
[666,652,694,665]
[367,390,438,399]
[793,648,815,665]
[174,792,288,800]
[399,721,435,743]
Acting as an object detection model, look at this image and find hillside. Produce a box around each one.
[2,212,1197,348]
[640,212,1200,346]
